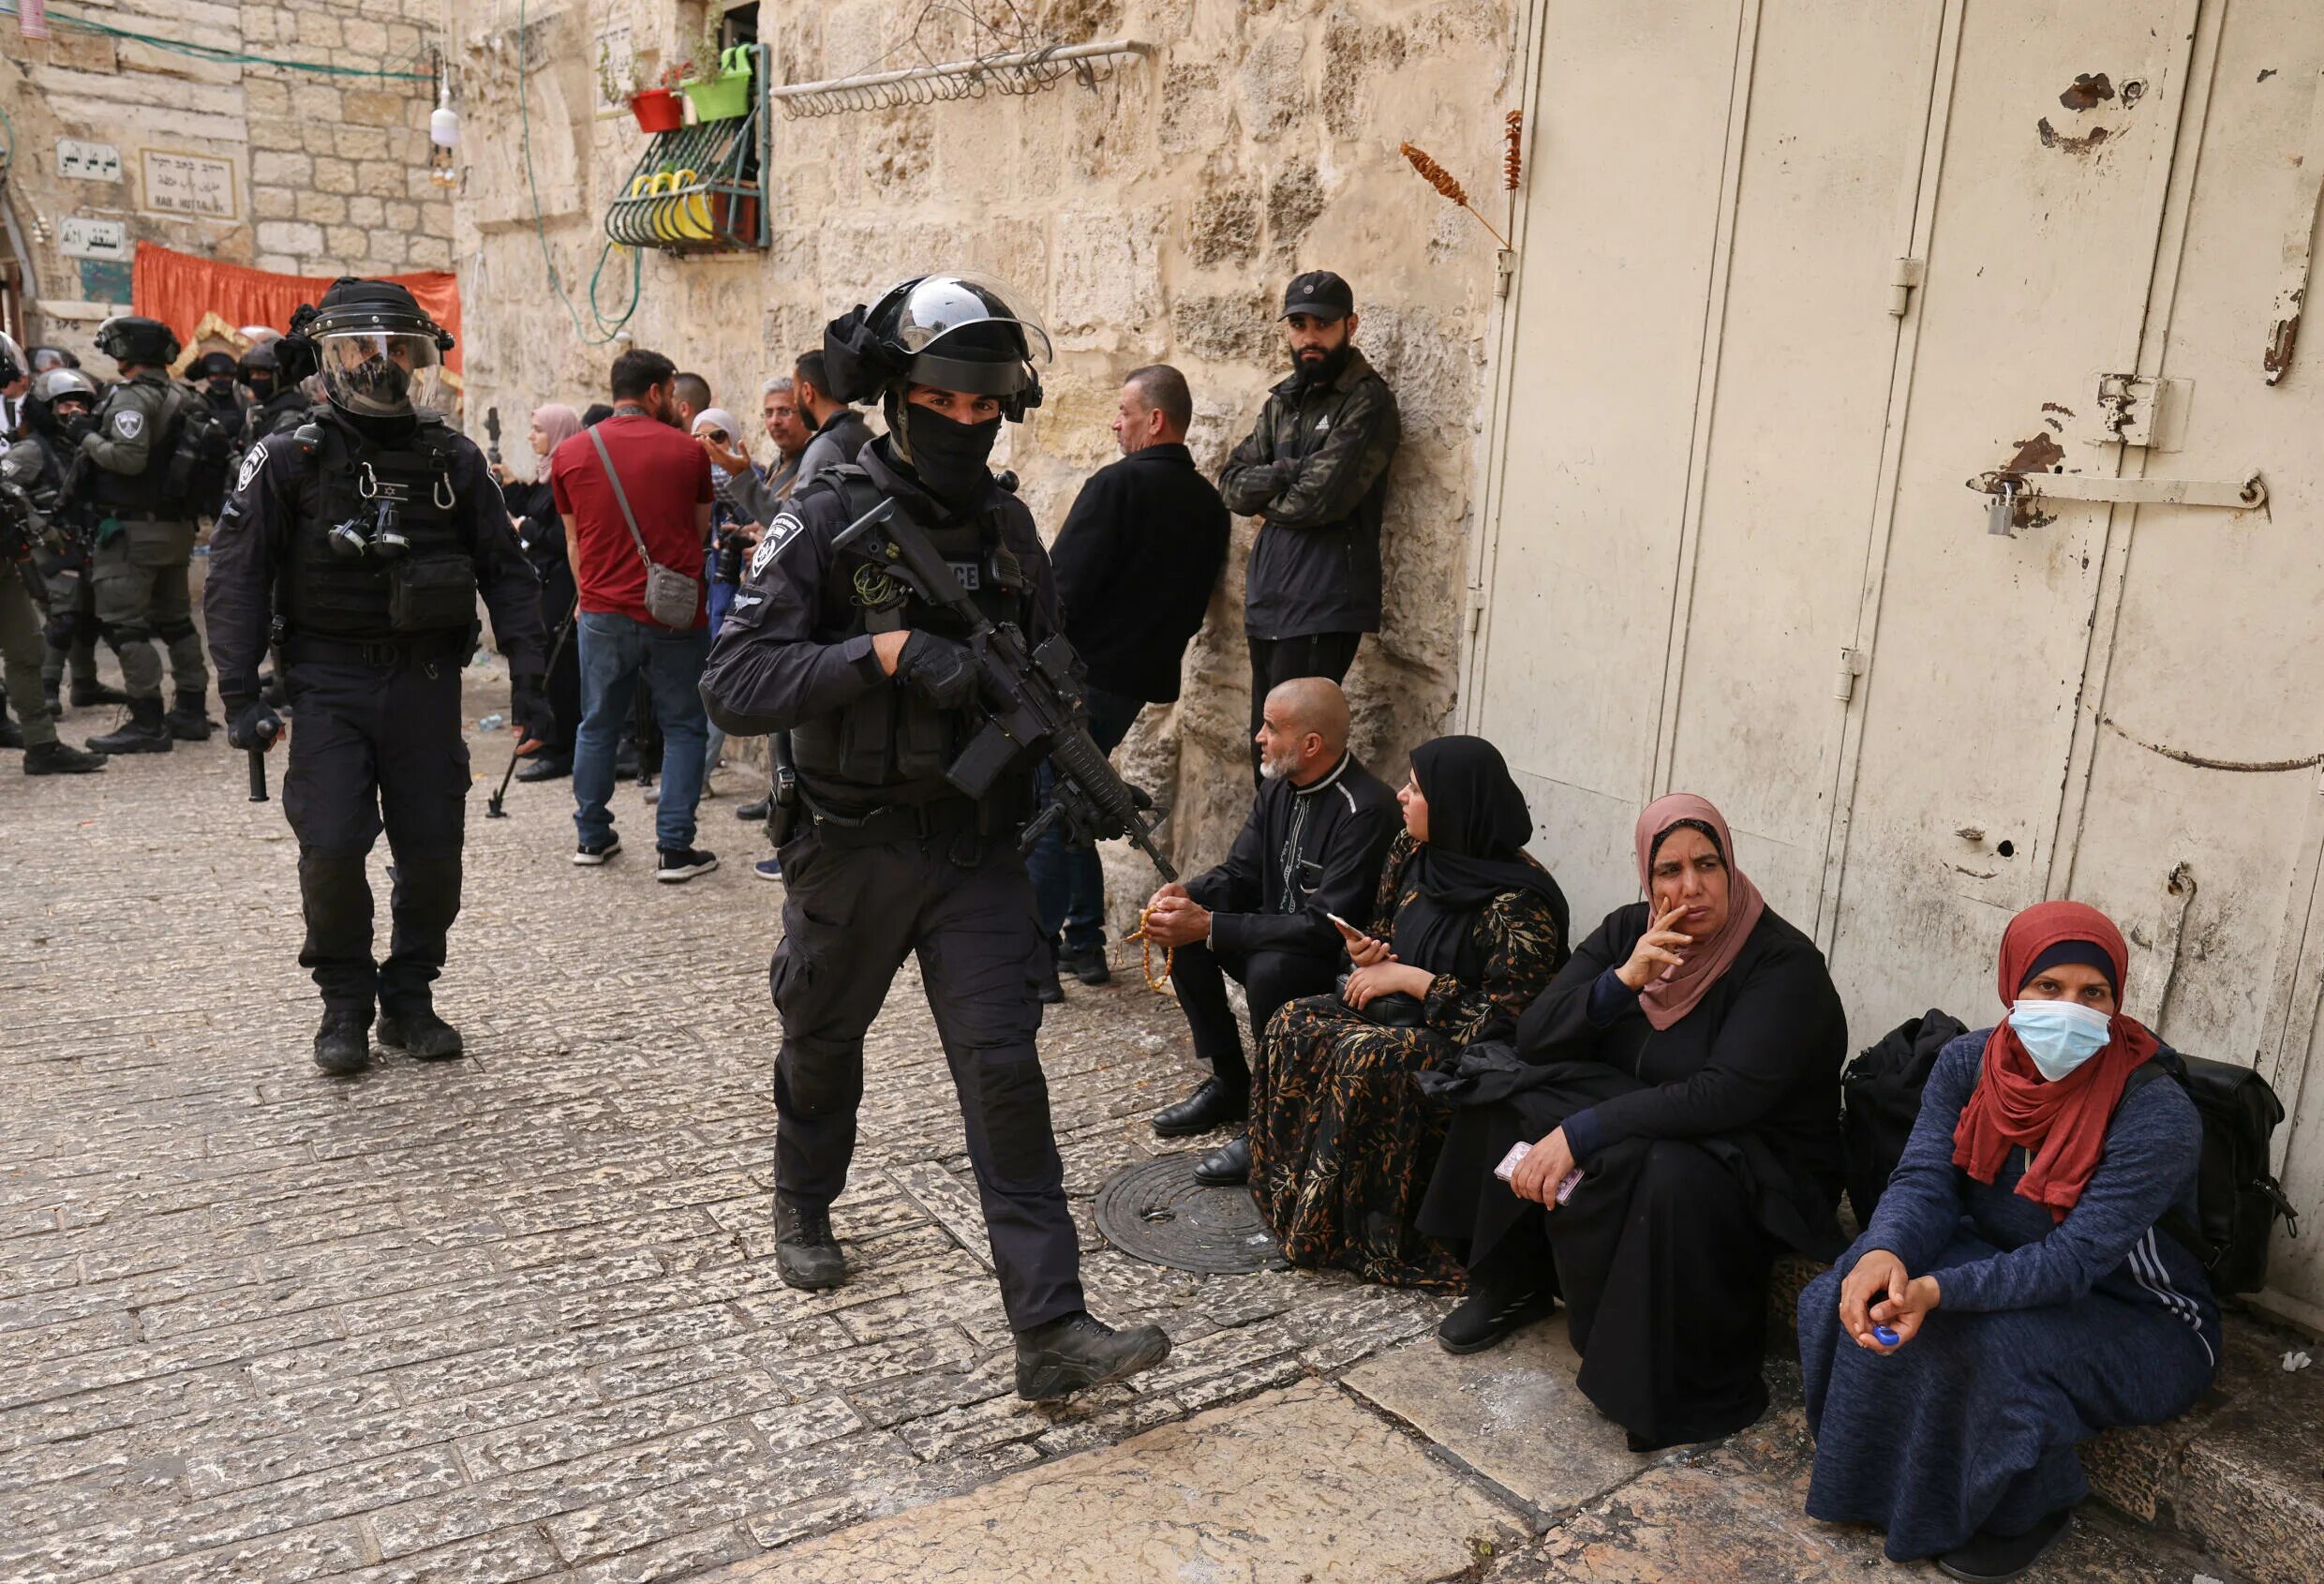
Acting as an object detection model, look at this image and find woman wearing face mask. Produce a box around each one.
[1797,902,2217,1582]
[1415,792,1849,1451]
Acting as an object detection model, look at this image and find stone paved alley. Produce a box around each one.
[0,667,2309,1582]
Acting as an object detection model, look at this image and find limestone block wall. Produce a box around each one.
[0,2,452,359]
[448,0,1519,904]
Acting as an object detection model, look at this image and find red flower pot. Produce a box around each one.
[630,89,683,134]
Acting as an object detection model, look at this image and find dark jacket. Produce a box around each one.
[1184,753,1399,961]
[499,476,564,578]
[1049,442,1229,703]
[1217,348,1402,640]
[795,407,874,487]
[1524,902,1849,1258]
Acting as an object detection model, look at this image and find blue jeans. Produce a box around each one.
[574,610,711,852]
[1027,685,1144,954]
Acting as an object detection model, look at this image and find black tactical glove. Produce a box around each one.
[512,680,556,747]
[895,630,980,710]
[58,411,94,446]
[227,698,283,752]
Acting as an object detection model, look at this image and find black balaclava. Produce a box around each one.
[889,393,1001,507]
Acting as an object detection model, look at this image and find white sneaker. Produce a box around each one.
[574,836,621,866]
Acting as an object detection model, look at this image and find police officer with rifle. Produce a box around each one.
[701,274,1172,1401]
[204,279,552,1076]
[2,363,123,723]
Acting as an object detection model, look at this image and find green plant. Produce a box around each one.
[681,13,723,84]
[597,37,654,103]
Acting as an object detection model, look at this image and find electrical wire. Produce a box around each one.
[517,0,641,346]
[0,3,432,80]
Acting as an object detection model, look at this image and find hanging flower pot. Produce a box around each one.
[679,46,755,124]
[630,88,684,134]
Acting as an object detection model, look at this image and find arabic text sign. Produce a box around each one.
[56,140,122,181]
[142,150,237,219]
[57,217,129,262]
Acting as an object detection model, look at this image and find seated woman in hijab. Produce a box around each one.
[1418,793,1847,1452]
[1798,902,2217,1582]
[1239,736,1569,1288]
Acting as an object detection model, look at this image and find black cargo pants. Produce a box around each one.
[279,638,469,1015]
[769,822,1084,1333]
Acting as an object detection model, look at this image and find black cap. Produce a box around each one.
[1281,270,1354,321]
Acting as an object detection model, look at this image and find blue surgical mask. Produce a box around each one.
[2008,997,2114,1081]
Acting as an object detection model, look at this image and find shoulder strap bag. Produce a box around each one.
[588,426,699,630]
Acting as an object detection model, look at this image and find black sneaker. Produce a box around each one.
[573,835,621,866]
[313,1009,372,1076]
[1437,1283,1557,1354]
[23,740,108,775]
[773,1199,846,1291]
[1060,944,1111,986]
[378,1003,464,1061]
[735,795,772,822]
[655,846,719,883]
[1937,1510,2074,1583]
[1014,1311,1171,1401]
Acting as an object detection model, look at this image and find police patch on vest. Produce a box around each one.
[112,409,145,441]
[750,512,806,580]
[236,445,266,494]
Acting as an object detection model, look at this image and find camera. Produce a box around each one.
[326,498,412,560]
[713,525,747,584]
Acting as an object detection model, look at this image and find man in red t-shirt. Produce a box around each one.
[549,349,720,880]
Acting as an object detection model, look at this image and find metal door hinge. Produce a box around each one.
[2092,372,2190,450]
[1887,258,1925,317]
[1834,648,1868,702]
[1969,469,2267,517]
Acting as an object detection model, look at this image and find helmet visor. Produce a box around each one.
[317,331,444,418]
[0,332,23,385]
[890,274,1050,397]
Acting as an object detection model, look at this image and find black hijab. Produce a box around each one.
[1391,737,1572,979]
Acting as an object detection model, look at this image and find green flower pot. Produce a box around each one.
[680,47,754,123]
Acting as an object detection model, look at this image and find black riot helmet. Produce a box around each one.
[238,341,279,381]
[29,345,82,374]
[93,315,182,371]
[822,273,1050,422]
[0,332,23,389]
[298,278,454,420]
[195,351,240,382]
[24,368,102,436]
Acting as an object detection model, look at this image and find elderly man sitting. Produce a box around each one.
[1140,679,1399,1176]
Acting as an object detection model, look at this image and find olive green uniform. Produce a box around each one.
[80,370,207,704]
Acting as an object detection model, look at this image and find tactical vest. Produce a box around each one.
[280,416,473,642]
[790,465,1036,802]
[86,380,188,516]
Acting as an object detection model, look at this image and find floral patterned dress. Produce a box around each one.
[1249,832,1565,1287]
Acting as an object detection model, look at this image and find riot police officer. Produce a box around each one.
[0,336,108,775]
[701,275,1170,1401]
[80,314,215,752]
[237,340,305,448]
[204,279,552,1076]
[1,366,121,725]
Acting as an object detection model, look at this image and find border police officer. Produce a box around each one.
[204,279,552,1076]
[81,314,216,753]
[0,336,109,776]
[701,275,1171,1401]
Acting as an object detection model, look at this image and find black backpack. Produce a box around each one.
[2121,1049,2297,1294]
[1840,1009,1969,1226]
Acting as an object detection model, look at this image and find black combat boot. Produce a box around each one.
[164,694,216,741]
[41,680,61,719]
[773,1199,847,1291]
[1014,1312,1171,1401]
[87,697,172,755]
[69,679,129,708]
[23,740,108,775]
[377,1001,464,1060]
[313,1008,372,1076]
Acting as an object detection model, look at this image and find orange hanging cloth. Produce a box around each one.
[131,242,463,379]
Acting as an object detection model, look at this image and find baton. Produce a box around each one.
[485,595,578,818]
[246,717,279,801]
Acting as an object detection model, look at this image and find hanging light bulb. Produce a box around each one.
[428,69,459,189]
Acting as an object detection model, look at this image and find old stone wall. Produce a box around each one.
[0,1,452,361]
[448,0,1518,905]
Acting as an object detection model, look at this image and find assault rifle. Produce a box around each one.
[832,499,1177,882]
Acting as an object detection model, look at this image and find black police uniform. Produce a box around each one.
[700,439,1084,1332]
[204,406,547,1021]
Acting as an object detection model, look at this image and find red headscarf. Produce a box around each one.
[1951,900,2161,1219]
[1631,793,1767,1031]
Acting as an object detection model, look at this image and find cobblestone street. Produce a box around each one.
[0,667,1446,1583]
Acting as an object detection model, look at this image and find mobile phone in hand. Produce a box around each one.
[1555,1169,1584,1204]
[1494,1141,1531,1181]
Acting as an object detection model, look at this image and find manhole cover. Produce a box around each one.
[1094,1153,1288,1275]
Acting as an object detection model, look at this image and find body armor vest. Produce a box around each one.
[280,416,472,642]
[790,466,1036,804]
[87,380,186,516]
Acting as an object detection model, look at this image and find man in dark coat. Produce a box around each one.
[1217,271,1402,782]
[1030,365,1229,987]
[1138,678,1399,1164]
